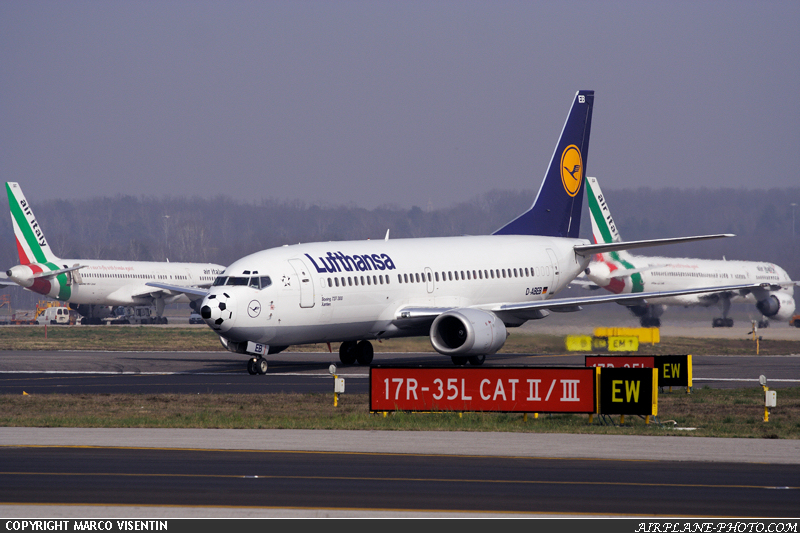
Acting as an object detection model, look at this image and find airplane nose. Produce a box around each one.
[201,292,234,331]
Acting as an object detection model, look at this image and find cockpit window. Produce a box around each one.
[215,275,272,289]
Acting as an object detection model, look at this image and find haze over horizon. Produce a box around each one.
[2,1,799,210]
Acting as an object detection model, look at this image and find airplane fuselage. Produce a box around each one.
[204,235,590,347]
[7,259,224,306]
[586,254,796,320]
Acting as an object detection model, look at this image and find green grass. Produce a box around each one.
[2,387,798,438]
[2,325,799,355]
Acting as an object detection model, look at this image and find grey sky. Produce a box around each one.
[2,1,798,209]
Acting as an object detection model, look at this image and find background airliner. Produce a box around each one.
[150,90,758,374]
[4,182,225,324]
[583,176,796,327]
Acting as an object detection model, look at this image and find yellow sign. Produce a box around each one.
[560,144,582,197]
[608,336,639,352]
[565,335,592,351]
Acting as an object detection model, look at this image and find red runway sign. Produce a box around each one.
[370,367,596,413]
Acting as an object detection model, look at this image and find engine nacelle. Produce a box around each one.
[757,292,796,321]
[430,308,507,356]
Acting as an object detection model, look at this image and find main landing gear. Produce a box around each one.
[712,317,734,328]
[247,357,268,375]
[338,340,374,366]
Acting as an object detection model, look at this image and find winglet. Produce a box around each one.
[493,90,594,238]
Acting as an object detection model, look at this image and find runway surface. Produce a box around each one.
[1,349,799,394]
[1,322,799,518]
[2,428,800,518]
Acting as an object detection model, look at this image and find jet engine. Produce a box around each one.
[756,292,796,321]
[430,308,507,356]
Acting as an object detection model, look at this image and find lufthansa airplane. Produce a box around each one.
[4,182,226,323]
[150,91,758,374]
[582,176,796,328]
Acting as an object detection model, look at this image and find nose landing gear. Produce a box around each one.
[247,357,268,375]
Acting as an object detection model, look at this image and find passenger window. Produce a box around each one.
[415,273,420,283]
[335,278,339,287]
[348,277,352,286]
[448,272,453,281]
[404,274,409,283]
[373,275,377,285]
[435,272,439,282]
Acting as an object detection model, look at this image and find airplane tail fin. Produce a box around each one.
[493,90,594,238]
[5,182,60,265]
[586,176,622,245]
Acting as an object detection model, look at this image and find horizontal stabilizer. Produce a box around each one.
[31,265,85,280]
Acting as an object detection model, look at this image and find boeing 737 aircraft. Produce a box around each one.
[583,176,796,327]
[4,182,225,323]
[149,91,761,374]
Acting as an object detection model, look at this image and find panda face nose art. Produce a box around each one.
[201,292,235,331]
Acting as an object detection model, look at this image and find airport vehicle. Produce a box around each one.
[583,176,796,327]
[37,304,76,325]
[106,306,160,325]
[4,182,226,324]
[790,314,800,328]
[150,90,758,374]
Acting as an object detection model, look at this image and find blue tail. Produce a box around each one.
[493,90,594,238]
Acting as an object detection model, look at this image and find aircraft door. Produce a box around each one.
[288,258,315,308]
[425,267,434,293]
[546,248,560,292]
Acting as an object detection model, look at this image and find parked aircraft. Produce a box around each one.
[4,182,225,324]
[583,176,796,327]
[150,90,758,374]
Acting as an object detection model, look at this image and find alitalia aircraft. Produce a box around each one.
[4,182,226,324]
[149,91,761,374]
[583,176,796,328]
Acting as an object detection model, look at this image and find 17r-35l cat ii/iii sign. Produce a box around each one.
[370,367,596,413]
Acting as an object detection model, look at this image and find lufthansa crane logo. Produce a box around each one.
[560,144,583,197]
[248,300,262,318]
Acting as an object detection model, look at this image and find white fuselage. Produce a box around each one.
[586,254,796,319]
[8,259,225,306]
[203,235,590,347]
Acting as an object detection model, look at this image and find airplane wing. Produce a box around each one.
[142,282,210,300]
[573,234,734,256]
[394,282,769,326]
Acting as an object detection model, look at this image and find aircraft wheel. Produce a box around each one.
[355,340,374,365]
[247,358,258,375]
[725,318,734,327]
[712,318,723,328]
[257,358,269,374]
[468,355,485,366]
[339,341,358,365]
[758,320,769,328]
[451,356,468,366]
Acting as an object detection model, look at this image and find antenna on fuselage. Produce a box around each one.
[384,229,390,241]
